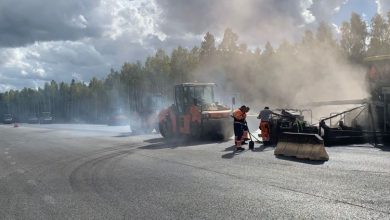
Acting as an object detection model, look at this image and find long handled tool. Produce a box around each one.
[248,130,255,150]
[248,130,261,142]
[245,121,256,150]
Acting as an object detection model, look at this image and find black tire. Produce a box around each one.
[159,122,167,138]
[159,120,172,138]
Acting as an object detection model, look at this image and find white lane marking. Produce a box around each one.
[10,161,16,165]
[27,179,37,186]
[4,152,8,155]
[43,195,55,204]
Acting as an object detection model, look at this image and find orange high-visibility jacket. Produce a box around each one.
[233,109,246,123]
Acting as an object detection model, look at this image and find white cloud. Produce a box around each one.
[0,83,14,92]
[0,41,110,91]
[98,0,166,42]
[70,15,88,29]
[376,0,382,14]
[34,68,46,77]
[72,72,83,82]
[300,0,316,23]
[309,0,350,23]
[376,0,390,15]
[0,0,366,92]
[2,48,32,71]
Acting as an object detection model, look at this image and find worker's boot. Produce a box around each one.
[235,141,244,151]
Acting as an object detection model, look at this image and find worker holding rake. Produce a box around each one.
[232,105,250,151]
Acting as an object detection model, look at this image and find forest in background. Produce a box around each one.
[1,12,390,123]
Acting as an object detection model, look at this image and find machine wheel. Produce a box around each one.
[159,120,172,138]
[158,122,166,137]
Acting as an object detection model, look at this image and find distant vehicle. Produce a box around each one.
[28,114,39,124]
[3,114,13,124]
[40,112,53,124]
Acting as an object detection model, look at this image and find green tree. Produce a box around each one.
[171,46,190,83]
[144,49,171,96]
[262,41,274,57]
[200,32,216,60]
[341,13,368,62]
[218,28,239,54]
[302,30,315,46]
[316,22,334,43]
[340,21,353,56]
[368,13,390,56]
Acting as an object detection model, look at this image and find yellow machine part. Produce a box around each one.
[274,132,329,161]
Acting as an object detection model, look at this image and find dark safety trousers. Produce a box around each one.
[234,122,245,146]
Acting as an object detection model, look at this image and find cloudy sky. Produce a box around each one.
[0,0,389,92]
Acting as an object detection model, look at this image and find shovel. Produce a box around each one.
[245,121,255,150]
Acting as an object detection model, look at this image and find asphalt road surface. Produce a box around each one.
[0,124,389,219]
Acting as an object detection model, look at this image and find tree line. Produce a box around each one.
[1,12,390,123]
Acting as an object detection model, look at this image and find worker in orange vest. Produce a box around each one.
[258,106,273,145]
[233,105,249,151]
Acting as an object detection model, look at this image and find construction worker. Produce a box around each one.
[233,105,249,151]
[257,106,273,145]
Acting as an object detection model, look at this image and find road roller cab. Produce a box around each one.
[158,83,233,140]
